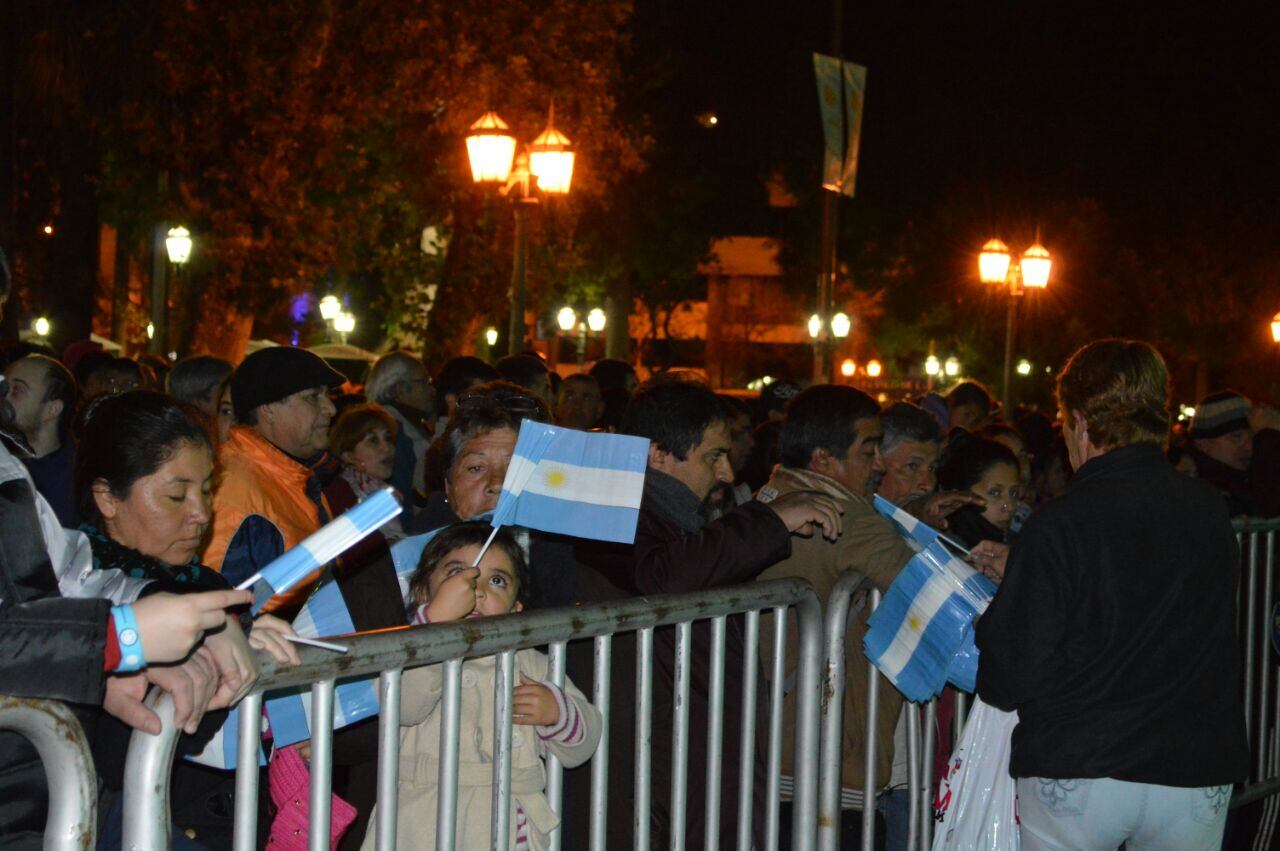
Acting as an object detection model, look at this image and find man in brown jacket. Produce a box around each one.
[757,386,978,848]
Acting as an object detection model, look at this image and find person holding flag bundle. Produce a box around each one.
[976,339,1248,851]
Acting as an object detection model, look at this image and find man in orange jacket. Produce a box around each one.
[203,347,344,611]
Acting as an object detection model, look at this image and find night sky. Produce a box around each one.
[642,1,1280,229]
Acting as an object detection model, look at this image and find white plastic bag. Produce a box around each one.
[931,697,1020,851]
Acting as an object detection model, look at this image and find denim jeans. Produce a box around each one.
[1016,776,1231,851]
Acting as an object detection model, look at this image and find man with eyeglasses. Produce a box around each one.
[202,346,345,610]
[365,351,436,498]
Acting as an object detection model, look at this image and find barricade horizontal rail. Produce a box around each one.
[0,695,98,851]
[123,577,824,851]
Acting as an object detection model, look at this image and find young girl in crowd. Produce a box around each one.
[938,433,1023,549]
[362,521,601,851]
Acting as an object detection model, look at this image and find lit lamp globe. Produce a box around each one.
[979,239,1012,284]
[1271,312,1280,343]
[557,307,578,332]
[840,359,856,377]
[1021,243,1052,289]
[586,307,607,332]
[485,327,499,347]
[944,356,960,377]
[866,359,883,378]
[466,111,517,184]
[925,355,940,376]
[319,295,342,321]
[1017,359,1033,376]
[807,314,822,339]
[333,312,356,335]
[529,106,575,195]
[165,227,193,264]
[830,312,851,338]
[33,317,51,338]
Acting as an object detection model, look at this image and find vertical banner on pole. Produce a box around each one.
[839,61,868,198]
[813,53,845,192]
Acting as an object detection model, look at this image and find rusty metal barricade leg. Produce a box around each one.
[920,698,936,850]
[436,658,463,851]
[0,696,98,851]
[375,670,402,851]
[765,607,787,851]
[123,689,181,851]
[671,621,693,851]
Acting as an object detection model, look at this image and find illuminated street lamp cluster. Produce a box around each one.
[978,237,1052,413]
[558,306,606,366]
[319,294,357,344]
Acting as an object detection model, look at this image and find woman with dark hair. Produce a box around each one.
[976,340,1247,850]
[937,433,1022,548]
[76,391,300,847]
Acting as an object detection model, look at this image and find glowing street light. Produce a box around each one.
[1020,243,1052,288]
[586,307,607,333]
[866,359,883,378]
[557,307,578,332]
[465,111,517,184]
[807,314,822,339]
[925,355,940,376]
[1271,312,1280,343]
[1016,359,1032,376]
[31,317,50,338]
[528,104,575,196]
[485,327,499,347]
[840,359,856,378]
[146,322,155,340]
[945,356,960,377]
[979,237,1052,414]
[165,226,193,264]
[978,239,1012,285]
[319,295,342,321]
[830,312,851,339]
[333,311,355,344]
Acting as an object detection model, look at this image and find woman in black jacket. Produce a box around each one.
[975,340,1248,851]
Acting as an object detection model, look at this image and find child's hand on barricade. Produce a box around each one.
[426,567,480,622]
[513,673,560,726]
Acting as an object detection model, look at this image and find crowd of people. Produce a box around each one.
[1,249,1271,850]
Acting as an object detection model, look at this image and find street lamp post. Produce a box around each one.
[809,311,850,381]
[467,106,575,357]
[151,225,192,356]
[979,238,1051,416]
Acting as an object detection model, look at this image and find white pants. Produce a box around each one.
[1016,776,1231,851]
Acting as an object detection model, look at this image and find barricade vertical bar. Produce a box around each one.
[792,591,825,851]
[546,641,568,851]
[819,572,861,851]
[954,692,968,741]
[437,658,464,851]
[671,621,693,851]
[920,699,937,850]
[861,589,882,851]
[704,616,727,851]
[308,679,336,851]
[493,650,516,851]
[737,611,761,851]
[376,670,402,851]
[123,693,179,851]
[1246,531,1258,765]
[590,635,612,851]
[765,606,789,851]
[636,627,655,851]
[905,702,921,851]
[233,693,263,851]
[1262,530,1276,781]
[1237,530,1244,635]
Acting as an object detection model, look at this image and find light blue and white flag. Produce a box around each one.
[873,494,941,551]
[238,488,401,613]
[491,421,648,544]
[863,537,998,702]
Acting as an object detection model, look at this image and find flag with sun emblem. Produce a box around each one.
[491,420,649,544]
[862,537,997,702]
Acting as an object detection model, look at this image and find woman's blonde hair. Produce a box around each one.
[1056,339,1170,450]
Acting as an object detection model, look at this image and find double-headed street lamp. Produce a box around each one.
[467,106,575,357]
[318,295,356,344]
[978,238,1052,416]
[558,306,606,366]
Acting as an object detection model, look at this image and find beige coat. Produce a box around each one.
[360,649,601,851]
[756,466,913,794]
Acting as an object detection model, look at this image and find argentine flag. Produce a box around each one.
[863,503,998,702]
[237,488,402,613]
[492,421,648,544]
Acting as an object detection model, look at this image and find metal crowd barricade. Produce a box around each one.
[0,695,99,850]
[1233,517,1280,817]
[122,578,825,851]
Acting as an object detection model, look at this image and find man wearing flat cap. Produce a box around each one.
[202,347,344,607]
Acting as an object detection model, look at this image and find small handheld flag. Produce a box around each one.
[237,487,402,612]
[872,493,971,556]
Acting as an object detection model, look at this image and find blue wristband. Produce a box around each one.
[110,604,146,672]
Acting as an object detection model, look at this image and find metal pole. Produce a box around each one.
[636,628,655,851]
[546,642,568,851]
[737,612,761,851]
[704,616,727,851]
[492,651,516,851]
[1002,289,1017,417]
[308,679,335,851]
[590,635,613,851]
[376,670,402,851]
[860,590,881,851]
[149,223,169,356]
[437,659,464,851]
[508,202,529,356]
[233,696,263,851]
